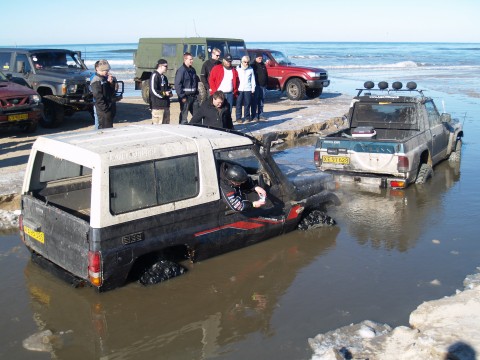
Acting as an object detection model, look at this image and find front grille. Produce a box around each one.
[0,95,31,110]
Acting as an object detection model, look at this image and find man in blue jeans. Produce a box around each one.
[251,53,268,121]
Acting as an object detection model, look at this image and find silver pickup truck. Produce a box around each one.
[314,81,464,189]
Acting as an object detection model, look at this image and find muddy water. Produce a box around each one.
[1,101,479,360]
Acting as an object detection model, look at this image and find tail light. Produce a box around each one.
[88,251,103,287]
[18,214,25,243]
[397,156,409,172]
[314,150,321,166]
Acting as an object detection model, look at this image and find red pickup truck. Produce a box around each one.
[0,70,43,133]
[248,48,330,100]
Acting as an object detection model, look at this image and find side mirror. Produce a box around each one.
[440,113,452,123]
[265,59,273,67]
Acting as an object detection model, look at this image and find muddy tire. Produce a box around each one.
[285,78,306,100]
[141,80,150,104]
[306,88,322,99]
[139,259,186,286]
[415,163,433,184]
[198,82,208,105]
[448,139,462,163]
[297,209,336,230]
[40,98,65,128]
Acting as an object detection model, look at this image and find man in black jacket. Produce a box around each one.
[190,91,233,129]
[174,52,199,124]
[200,48,221,95]
[90,59,118,128]
[149,59,173,124]
[251,53,269,121]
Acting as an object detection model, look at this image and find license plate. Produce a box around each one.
[322,155,350,165]
[8,113,28,121]
[24,225,45,244]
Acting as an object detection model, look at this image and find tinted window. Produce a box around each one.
[15,54,31,73]
[425,101,441,126]
[214,147,262,174]
[227,41,247,60]
[0,53,11,71]
[352,103,418,128]
[190,44,205,58]
[162,44,177,57]
[110,154,199,214]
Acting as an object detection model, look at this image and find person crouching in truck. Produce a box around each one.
[90,59,118,129]
[219,163,266,211]
[190,90,233,129]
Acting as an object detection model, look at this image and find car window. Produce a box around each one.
[109,154,199,214]
[0,53,11,71]
[162,44,176,57]
[425,101,441,127]
[214,147,263,175]
[15,54,32,73]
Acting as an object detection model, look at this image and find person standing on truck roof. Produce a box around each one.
[90,59,118,129]
[209,54,239,114]
[251,53,268,121]
[200,48,221,94]
[235,55,256,123]
[219,163,267,212]
[190,90,233,129]
[149,59,173,124]
[174,52,199,124]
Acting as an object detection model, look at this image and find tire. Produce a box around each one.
[198,82,208,105]
[297,209,336,230]
[306,88,322,99]
[40,98,65,128]
[141,80,150,104]
[415,163,433,184]
[285,78,306,100]
[448,139,462,163]
[139,259,186,286]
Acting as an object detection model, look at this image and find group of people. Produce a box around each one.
[148,49,269,128]
[89,50,268,132]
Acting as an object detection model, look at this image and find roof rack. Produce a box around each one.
[356,81,425,97]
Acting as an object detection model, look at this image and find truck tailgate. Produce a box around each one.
[22,195,90,280]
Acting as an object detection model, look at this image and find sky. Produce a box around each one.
[1,0,479,46]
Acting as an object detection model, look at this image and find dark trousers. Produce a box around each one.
[235,91,252,120]
[252,86,266,119]
[96,103,116,129]
[179,95,199,124]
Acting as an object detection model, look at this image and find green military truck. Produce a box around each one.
[134,37,247,104]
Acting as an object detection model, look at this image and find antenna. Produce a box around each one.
[193,19,199,37]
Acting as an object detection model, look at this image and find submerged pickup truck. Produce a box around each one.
[19,125,338,292]
[314,81,463,188]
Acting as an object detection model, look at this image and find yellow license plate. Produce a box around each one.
[322,155,350,165]
[8,113,28,121]
[24,226,45,244]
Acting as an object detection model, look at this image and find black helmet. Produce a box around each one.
[225,164,248,184]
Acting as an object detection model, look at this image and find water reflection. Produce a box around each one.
[331,159,461,251]
[23,226,339,359]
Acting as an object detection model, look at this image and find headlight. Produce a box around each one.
[307,71,322,78]
[29,94,42,104]
[67,84,78,94]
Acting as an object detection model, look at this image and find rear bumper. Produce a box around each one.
[328,172,409,189]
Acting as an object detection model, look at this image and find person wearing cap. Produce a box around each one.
[200,47,221,95]
[90,59,118,128]
[149,59,173,124]
[219,162,266,212]
[208,53,239,113]
[251,52,269,121]
[174,52,199,124]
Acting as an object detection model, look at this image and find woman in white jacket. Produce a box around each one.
[235,56,256,123]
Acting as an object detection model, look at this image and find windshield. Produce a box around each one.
[206,40,247,60]
[0,70,7,81]
[31,51,84,69]
[270,51,292,65]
